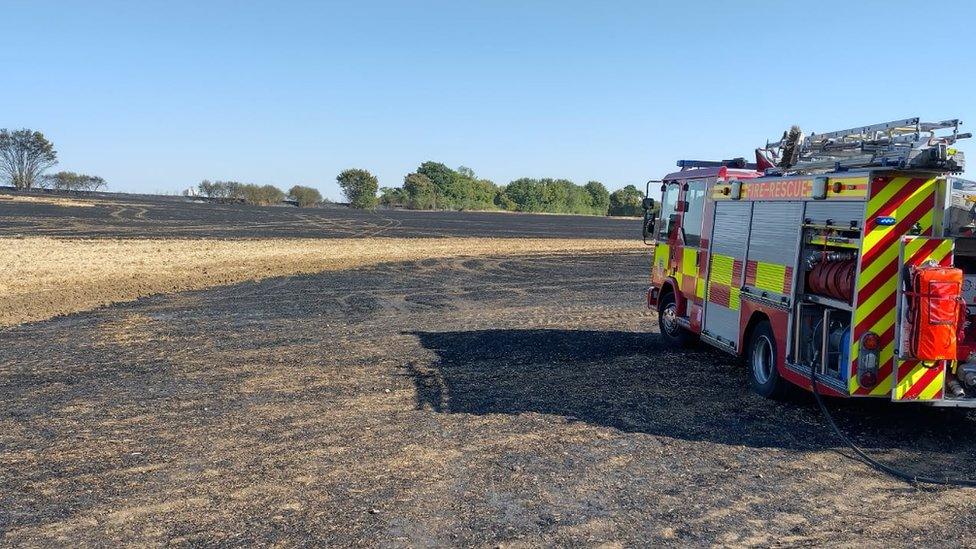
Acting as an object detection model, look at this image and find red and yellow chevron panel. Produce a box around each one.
[894,360,946,400]
[849,175,942,397]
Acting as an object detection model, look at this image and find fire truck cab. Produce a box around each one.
[644,118,976,406]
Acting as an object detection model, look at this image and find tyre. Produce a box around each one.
[747,320,790,399]
[658,292,694,347]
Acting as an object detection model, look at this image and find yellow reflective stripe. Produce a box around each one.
[755,262,786,293]
[808,236,859,249]
[933,240,953,262]
[870,372,893,396]
[705,253,741,311]
[655,244,669,273]
[865,176,908,218]
[919,372,946,400]
[895,362,929,399]
[682,248,697,276]
[709,254,734,286]
[903,235,927,257]
[859,183,936,282]
[696,277,705,299]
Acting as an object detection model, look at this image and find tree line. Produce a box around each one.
[195,180,324,207]
[0,129,106,191]
[0,128,644,216]
[338,162,646,216]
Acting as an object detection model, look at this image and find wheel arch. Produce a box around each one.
[740,310,771,357]
[657,277,684,315]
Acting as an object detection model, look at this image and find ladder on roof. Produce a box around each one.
[758,117,970,174]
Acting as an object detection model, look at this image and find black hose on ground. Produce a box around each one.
[809,369,976,488]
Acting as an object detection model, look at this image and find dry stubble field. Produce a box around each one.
[2,192,976,546]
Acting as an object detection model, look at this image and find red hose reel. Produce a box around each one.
[807,260,856,303]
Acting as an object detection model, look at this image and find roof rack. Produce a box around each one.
[757,118,969,175]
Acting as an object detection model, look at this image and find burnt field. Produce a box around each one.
[3,248,976,545]
[0,191,637,240]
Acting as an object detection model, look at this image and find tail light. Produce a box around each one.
[859,332,880,387]
[862,332,881,352]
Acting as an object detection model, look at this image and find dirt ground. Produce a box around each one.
[0,236,636,326]
[3,249,976,546]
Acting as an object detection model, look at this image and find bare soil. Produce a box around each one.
[0,236,636,326]
[2,251,976,546]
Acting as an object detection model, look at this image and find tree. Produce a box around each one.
[416,161,460,208]
[0,129,58,189]
[584,181,610,215]
[403,172,436,209]
[44,171,107,191]
[337,168,378,209]
[608,184,645,216]
[378,186,407,207]
[501,178,545,212]
[288,185,323,207]
[198,179,223,198]
[197,180,238,199]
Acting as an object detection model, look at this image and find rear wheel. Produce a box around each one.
[658,292,693,347]
[748,320,789,399]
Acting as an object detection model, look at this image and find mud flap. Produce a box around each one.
[892,236,955,402]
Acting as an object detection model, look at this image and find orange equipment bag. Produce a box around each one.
[905,264,963,360]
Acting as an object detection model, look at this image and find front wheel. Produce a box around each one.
[747,320,790,399]
[658,292,693,347]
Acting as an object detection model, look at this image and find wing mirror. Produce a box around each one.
[642,198,657,245]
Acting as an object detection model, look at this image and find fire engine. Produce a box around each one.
[643,118,976,405]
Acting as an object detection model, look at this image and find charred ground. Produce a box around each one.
[2,248,976,545]
[0,191,636,240]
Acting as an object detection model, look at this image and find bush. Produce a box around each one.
[337,168,378,209]
[197,180,285,205]
[44,171,106,191]
[288,185,323,207]
[197,180,240,199]
[239,184,285,206]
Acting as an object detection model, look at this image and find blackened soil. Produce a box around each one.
[0,191,637,240]
[2,251,975,546]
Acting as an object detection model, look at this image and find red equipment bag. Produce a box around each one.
[906,264,963,360]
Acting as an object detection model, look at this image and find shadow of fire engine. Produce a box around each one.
[404,329,976,472]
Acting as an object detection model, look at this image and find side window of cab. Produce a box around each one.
[657,183,681,241]
[681,180,708,247]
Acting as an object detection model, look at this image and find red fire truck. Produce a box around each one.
[643,118,976,405]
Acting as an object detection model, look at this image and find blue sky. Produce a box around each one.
[3,1,975,200]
